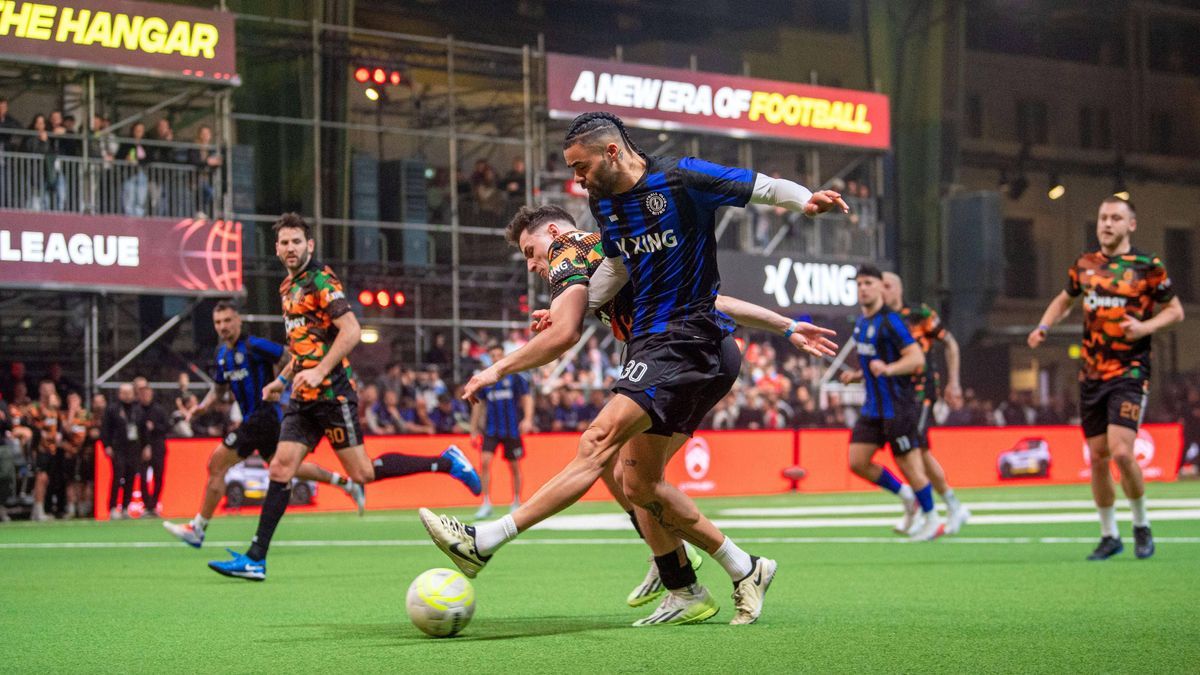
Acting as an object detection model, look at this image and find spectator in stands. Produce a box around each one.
[532,393,555,432]
[187,124,222,218]
[0,97,21,150]
[148,118,184,215]
[424,333,450,374]
[171,372,198,437]
[1035,394,1070,425]
[470,159,505,226]
[502,157,526,201]
[23,114,53,211]
[398,394,435,434]
[117,121,149,216]
[1178,384,1200,476]
[44,363,76,401]
[59,391,91,519]
[458,338,480,383]
[367,388,403,435]
[58,115,81,157]
[376,362,404,399]
[793,387,822,428]
[736,390,767,429]
[100,383,142,520]
[429,393,470,435]
[136,384,169,517]
[357,383,379,431]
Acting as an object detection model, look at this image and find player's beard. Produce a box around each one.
[282,248,311,274]
[584,162,621,198]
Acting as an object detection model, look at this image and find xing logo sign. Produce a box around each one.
[762,258,857,308]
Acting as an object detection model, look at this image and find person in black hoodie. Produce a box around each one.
[136,384,170,518]
[100,383,143,520]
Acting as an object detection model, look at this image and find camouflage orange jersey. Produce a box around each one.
[547,230,634,341]
[33,405,62,453]
[900,302,948,403]
[279,258,358,402]
[60,409,94,456]
[1065,248,1174,382]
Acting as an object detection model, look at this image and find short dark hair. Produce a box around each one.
[213,299,239,314]
[273,212,312,239]
[855,264,884,280]
[1101,195,1136,216]
[505,204,575,246]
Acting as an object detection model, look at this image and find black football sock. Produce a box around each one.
[654,545,698,591]
[627,509,646,539]
[245,480,291,561]
[372,453,445,480]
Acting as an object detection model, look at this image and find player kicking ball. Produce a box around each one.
[419,112,845,626]
[842,265,942,541]
[1028,197,1182,560]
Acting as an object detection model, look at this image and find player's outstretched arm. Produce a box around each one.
[714,294,838,357]
[587,256,629,311]
[870,342,925,378]
[1121,296,1185,341]
[750,173,849,216]
[1027,291,1076,348]
[941,330,963,399]
[189,382,230,420]
[462,284,587,404]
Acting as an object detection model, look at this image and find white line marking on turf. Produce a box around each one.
[2,536,1200,550]
[718,499,1200,517]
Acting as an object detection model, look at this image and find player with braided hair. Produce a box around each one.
[421,111,848,626]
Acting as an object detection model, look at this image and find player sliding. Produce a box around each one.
[507,204,835,620]
[881,272,971,535]
[207,214,481,581]
[842,266,941,541]
[419,111,846,626]
[164,301,367,548]
[1027,197,1182,560]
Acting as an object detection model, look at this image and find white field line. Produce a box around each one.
[3,536,1200,550]
[717,499,1200,517]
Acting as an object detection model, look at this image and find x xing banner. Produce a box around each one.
[0,211,243,295]
[547,52,890,150]
[0,0,238,84]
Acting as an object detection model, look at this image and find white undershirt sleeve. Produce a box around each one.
[587,256,629,311]
[750,173,814,213]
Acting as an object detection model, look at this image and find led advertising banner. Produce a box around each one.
[717,250,861,314]
[547,52,890,150]
[0,0,239,84]
[0,212,243,295]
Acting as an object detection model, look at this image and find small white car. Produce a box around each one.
[224,454,317,507]
[997,437,1051,479]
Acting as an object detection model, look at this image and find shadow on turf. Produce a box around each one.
[280,615,680,644]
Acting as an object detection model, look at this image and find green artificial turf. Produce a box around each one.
[2,482,1198,673]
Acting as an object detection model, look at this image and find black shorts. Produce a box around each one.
[916,400,934,450]
[74,451,94,483]
[1080,378,1147,438]
[482,435,524,461]
[35,449,53,473]
[223,403,282,461]
[850,407,922,456]
[279,399,363,451]
[615,332,741,437]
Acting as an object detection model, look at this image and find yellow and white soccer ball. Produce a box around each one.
[406,568,475,637]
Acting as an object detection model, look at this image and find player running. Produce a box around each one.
[843,265,941,541]
[419,112,845,626]
[163,301,369,548]
[881,272,971,535]
[208,214,480,580]
[1027,197,1182,560]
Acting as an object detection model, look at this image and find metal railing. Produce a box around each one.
[0,151,223,219]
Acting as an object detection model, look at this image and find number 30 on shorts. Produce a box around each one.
[324,427,346,444]
[619,359,648,383]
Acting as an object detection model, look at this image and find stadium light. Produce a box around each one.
[393,291,407,307]
[376,290,391,308]
[354,67,370,83]
[358,290,375,306]
[1047,174,1065,200]
[364,87,381,101]
[372,67,386,84]
[361,328,380,344]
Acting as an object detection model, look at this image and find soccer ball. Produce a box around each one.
[406,568,475,637]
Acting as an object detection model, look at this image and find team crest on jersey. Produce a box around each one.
[644,192,667,216]
[235,352,244,364]
[866,324,876,340]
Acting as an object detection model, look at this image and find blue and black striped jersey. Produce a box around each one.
[214,335,284,419]
[853,309,917,419]
[590,155,754,339]
[482,374,529,438]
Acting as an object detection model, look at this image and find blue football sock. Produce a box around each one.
[916,484,935,513]
[874,468,903,495]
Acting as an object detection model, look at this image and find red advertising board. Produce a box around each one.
[796,424,1184,493]
[93,430,796,519]
[0,0,239,84]
[547,52,890,150]
[0,212,243,295]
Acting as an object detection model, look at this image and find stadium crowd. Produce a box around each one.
[4,331,1200,522]
[0,97,223,217]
